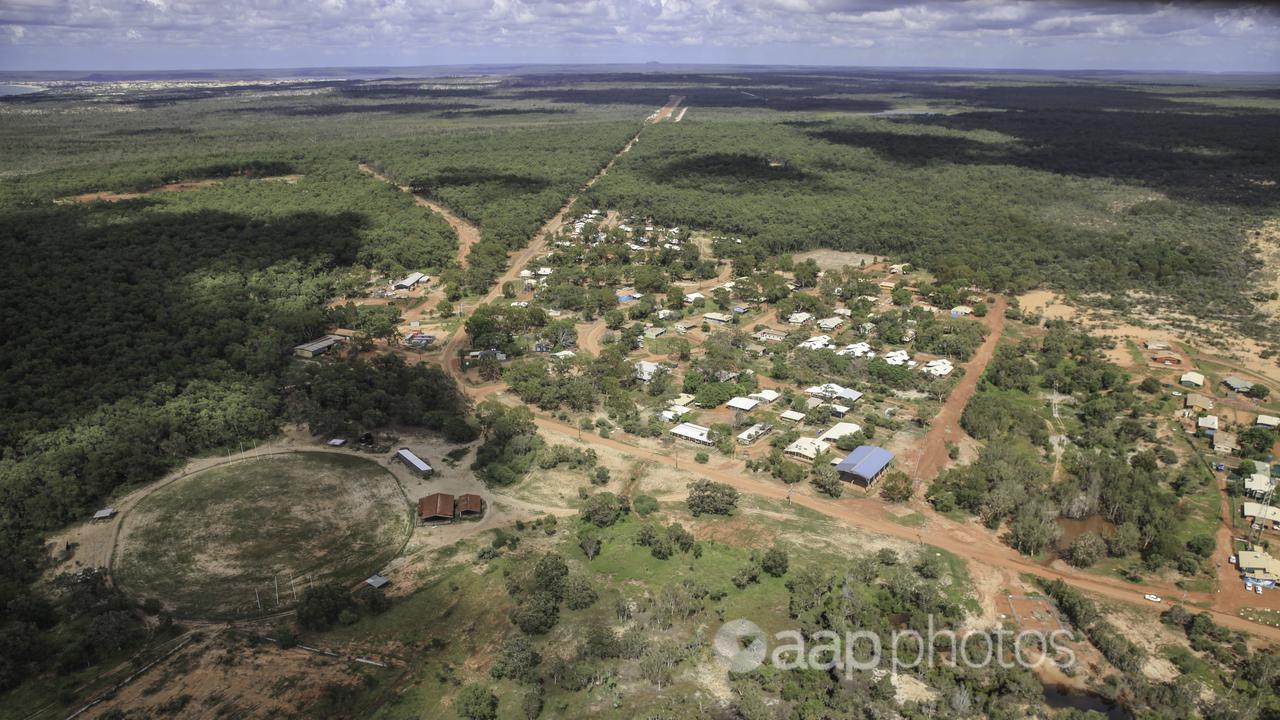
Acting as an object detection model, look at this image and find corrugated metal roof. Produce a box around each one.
[418,493,454,519]
[836,446,894,481]
[457,494,484,514]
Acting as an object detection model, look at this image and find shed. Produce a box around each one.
[393,271,426,290]
[418,493,455,522]
[397,448,433,476]
[835,446,895,487]
[457,494,485,517]
[294,335,345,359]
[92,508,117,521]
[365,574,390,589]
[1179,371,1205,388]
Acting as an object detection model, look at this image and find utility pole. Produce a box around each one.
[274,576,280,606]
[255,589,262,611]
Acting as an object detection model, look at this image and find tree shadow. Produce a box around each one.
[645,152,817,187]
[0,204,372,443]
[409,168,552,196]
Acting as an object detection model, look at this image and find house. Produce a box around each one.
[779,409,806,423]
[417,493,454,523]
[675,321,696,335]
[661,405,692,422]
[1144,340,1171,351]
[837,342,873,358]
[1257,414,1280,429]
[818,422,863,443]
[670,393,696,407]
[671,422,714,446]
[950,305,973,318]
[737,423,773,445]
[714,370,741,383]
[805,383,863,404]
[883,350,912,366]
[92,508,117,521]
[1242,503,1280,523]
[684,292,706,304]
[827,403,851,418]
[834,445,895,487]
[365,574,390,589]
[749,389,780,404]
[727,397,760,413]
[834,307,854,317]
[1197,415,1219,435]
[1180,371,1205,388]
[817,316,846,332]
[457,494,485,518]
[1245,473,1276,499]
[753,328,788,343]
[1239,550,1280,588]
[784,437,831,462]
[326,438,347,447]
[397,448,434,476]
[1185,393,1214,412]
[889,263,909,274]
[1151,351,1181,365]
[1213,431,1239,455]
[798,335,833,351]
[746,343,768,357]
[392,271,426,290]
[703,312,733,324]
[536,266,554,277]
[656,309,676,321]
[923,358,954,377]
[466,349,507,361]
[787,312,813,325]
[294,335,346,359]
[551,350,577,360]
[878,281,896,291]
[644,326,667,339]
[1223,376,1254,394]
[635,361,663,382]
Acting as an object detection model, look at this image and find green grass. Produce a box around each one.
[114,452,412,619]
[888,511,927,528]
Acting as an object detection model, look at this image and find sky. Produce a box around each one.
[0,0,1277,74]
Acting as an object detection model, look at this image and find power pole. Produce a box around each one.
[274,576,280,606]
[255,588,262,611]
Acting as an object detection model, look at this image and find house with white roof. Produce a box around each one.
[883,350,912,366]
[1258,414,1280,430]
[798,335,833,351]
[784,437,831,462]
[550,350,576,360]
[837,342,873,358]
[950,305,973,317]
[737,423,773,445]
[787,312,814,325]
[817,316,846,332]
[805,383,863,403]
[661,405,693,422]
[779,409,806,423]
[749,389,781,404]
[683,292,706,304]
[670,422,713,445]
[635,361,663,382]
[727,397,760,413]
[1197,415,1219,435]
[923,358,954,377]
[1246,473,1276,499]
[818,422,863,443]
[1180,371,1205,388]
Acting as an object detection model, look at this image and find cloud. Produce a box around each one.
[0,1,1277,71]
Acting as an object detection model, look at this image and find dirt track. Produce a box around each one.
[357,163,483,269]
[910,296,1007,486]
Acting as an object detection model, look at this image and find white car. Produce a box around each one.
[1171,391,1184,397]
[1230,555,1237,565]
[1143,594,1162,603]
[1257,586,1264,595]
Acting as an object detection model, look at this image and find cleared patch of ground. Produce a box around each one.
[793,248,882,271]
[114,451,411,619]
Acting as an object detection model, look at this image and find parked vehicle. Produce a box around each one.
[1143,594,1162,603]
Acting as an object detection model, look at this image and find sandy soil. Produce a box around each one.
[649,95,685,123]
[792,249,882,272]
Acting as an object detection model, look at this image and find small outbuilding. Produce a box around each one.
[92,508,117,521]
[1179,371,1205,388]
[365,574,390,589]
[457,494,485,518]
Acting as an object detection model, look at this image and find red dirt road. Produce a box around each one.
[911,297,1007,485]
[357,163,483,269]
[651,95,685,123]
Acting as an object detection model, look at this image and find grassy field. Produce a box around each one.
[114,451,412,618]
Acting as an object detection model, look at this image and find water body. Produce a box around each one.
[1042,682,1127,719]
[0,84,41,96]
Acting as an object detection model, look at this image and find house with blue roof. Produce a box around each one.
[834,445,894,487]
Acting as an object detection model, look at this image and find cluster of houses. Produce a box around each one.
[563,209,686,253]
